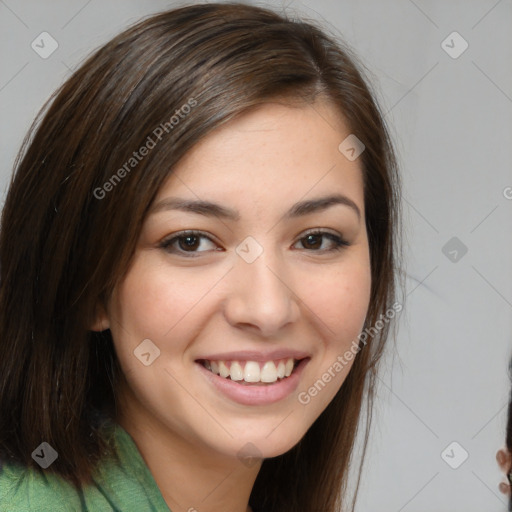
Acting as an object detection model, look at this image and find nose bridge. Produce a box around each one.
[225,236,299,335]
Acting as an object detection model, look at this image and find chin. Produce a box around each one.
[226,426,307,460]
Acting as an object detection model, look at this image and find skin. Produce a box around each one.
[93,98,372,512]
[497,447,512,497]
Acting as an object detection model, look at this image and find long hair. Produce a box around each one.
[0,3,401,511]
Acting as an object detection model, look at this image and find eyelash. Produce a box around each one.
[159,229,350,257]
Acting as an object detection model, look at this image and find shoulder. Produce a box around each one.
[0,421,171,512]
[0,460,83,512]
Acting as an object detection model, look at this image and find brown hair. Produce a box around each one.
[0,3,401,511]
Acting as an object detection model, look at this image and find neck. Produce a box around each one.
[116,387,261,512]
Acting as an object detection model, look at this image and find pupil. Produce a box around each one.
[306,234,320,249]
[181,236,198,250]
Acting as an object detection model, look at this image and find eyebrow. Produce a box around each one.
[150,193,361,221]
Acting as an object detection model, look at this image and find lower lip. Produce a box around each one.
[196,358,309,406]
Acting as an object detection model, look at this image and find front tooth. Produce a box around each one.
[276,361,285,379]
[284,358,294,377]
[244,361,260,382]
[260,361,278,383]
[230,361,243,381]
[218,361,230,378]
[210,360,219,375]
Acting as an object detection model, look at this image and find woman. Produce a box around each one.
[0,3,401,511]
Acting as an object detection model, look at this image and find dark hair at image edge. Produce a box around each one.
[0,3,402,511]
[506,358,512,511]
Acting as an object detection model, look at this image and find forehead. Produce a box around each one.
[155,100,365,210]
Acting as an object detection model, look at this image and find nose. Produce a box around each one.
[223,245,300,337]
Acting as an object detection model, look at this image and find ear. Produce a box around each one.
[90,302,110,332]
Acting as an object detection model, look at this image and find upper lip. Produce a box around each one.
[195,349,311,362]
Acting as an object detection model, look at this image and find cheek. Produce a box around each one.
[107,257,216,411]
[302,259,372,342]
[111,256,220,341]
[293,260,371,430]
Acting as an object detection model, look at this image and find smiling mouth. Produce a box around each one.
[196,357,305,385]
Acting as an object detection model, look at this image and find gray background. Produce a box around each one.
[1,0,511,510]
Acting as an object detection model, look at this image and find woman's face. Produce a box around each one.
[105,99,372,460]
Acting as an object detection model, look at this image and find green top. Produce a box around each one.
[0,421,171,511]
[0,420,265,512]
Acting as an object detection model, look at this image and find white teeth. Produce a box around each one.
[201,357,298,383]
[276,361,285,379]
[230,361,244,381]
[244,361,260,382]
[218,361,230,378]
[260,361,278,383]
[284,359,294,377]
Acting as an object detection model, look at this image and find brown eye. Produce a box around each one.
[178,235,201,251]
[160,231,219,256]
[301,234,323,250]
[295,231,349,252]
